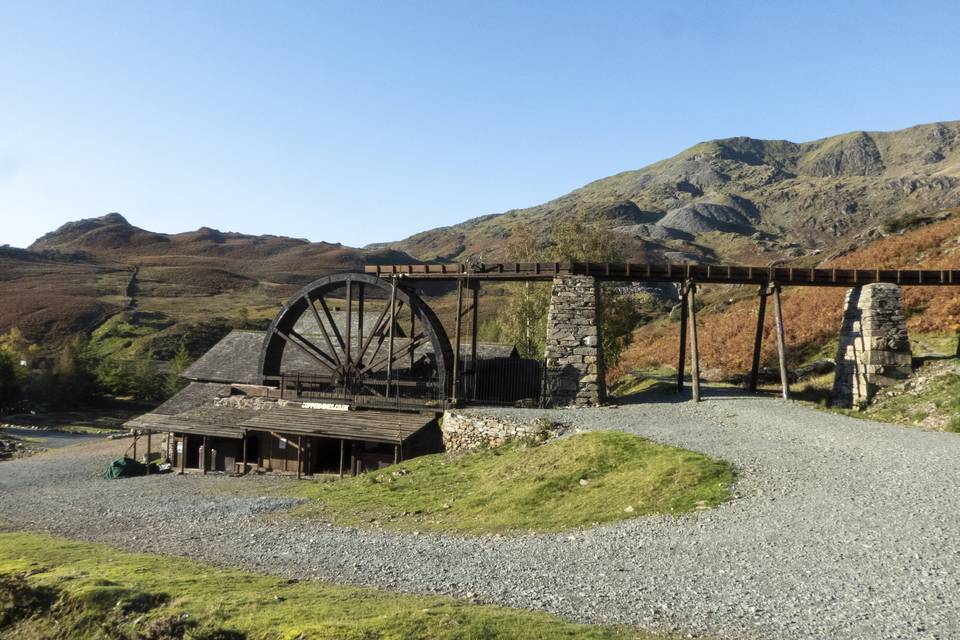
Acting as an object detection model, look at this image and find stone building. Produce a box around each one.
[831,283,913,408]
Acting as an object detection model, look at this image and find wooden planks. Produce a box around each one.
[365,262,960,287]
[239,407,437,444]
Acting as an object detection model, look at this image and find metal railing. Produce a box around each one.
[457,356,544,407]
[279,372,446,412]
[280,357,545,411]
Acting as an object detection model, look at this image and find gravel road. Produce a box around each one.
[1,390,958,639]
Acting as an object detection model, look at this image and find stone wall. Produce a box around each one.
[543,275,605,406]
[831,283,913,408]
[440,411,561,452]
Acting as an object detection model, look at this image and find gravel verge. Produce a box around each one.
[1,389,959,639]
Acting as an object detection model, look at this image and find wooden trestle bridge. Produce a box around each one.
[124,260,959,479]
[366,261,960,403]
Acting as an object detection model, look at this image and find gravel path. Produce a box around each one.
[2,390,959,639]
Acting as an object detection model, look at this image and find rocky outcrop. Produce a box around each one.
[831,284,913,408]
[543,276,605,407]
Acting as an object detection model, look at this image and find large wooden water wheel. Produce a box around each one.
[258,272,453,407]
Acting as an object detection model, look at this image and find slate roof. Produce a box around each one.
[154,382,232,415]
[182,331,263,384]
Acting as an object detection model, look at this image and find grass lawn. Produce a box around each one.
[285,431,733,535]
[0,532,680,640]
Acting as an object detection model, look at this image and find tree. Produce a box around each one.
[546,212,623,263]
[52,336,99,405]
[0,350,20,411]
[166,343,192,396]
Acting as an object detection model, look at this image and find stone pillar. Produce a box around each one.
[831,283,912,408]
[543,275,605,406]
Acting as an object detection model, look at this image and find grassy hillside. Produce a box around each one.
[286,431,733,535]
[372,121,960,266]
[615,210,960,381]
[1,214,421,351]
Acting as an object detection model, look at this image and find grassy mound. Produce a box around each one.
[0,532,674,640]
[287,431,733,534]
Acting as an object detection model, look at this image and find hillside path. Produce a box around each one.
[1,392,958,640]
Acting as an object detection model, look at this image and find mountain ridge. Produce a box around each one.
[368,120,960,264]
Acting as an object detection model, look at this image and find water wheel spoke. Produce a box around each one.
[364,331,428,373]
[317,296,347,360]
[306,295,343,368]
[275,330,338,375]
[358,299,404,365]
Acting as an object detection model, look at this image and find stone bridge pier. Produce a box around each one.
[831,283,913,408]
[543,275,605,406]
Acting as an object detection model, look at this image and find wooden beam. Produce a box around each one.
[688,282,701,402]
[339,439,345,479]
[677,285,688,393]
[202,435,208,474]
[748,285,768,393]
[297,435,303,480]
[386,279,397,399]
[145,431,151,474]
[241,435,248,475]
[345,279,353,367]
[470,281,479,362]
[452,279,463,403]
[772,284,790,400]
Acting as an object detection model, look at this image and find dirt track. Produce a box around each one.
[2,392,959,639]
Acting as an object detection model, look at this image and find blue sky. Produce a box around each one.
[1,0,958,249]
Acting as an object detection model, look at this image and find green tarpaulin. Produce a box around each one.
[103,457,147,479]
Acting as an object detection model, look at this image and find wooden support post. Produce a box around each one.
[345,280,353,368]
[241,435,248,475]
[357,283,363,365]
[202,436,208,474]
[297,435,302,480]
[688,282,701,402]
[452,279,463,403]
[772,283,790,400]
[409,304,416,369]
[470,281,479,366]
[132,431,137,461]
[748,285,768,393]
[386,279,397,399]
[339,439,345,478]
[145,431,151,474]
[394,444,400,465]
[677,284,688,393]
[180,435,187,475]
[350,441,357,477]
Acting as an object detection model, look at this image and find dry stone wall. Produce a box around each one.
[831,283,913,408]
[440,411,561,452]
[543,275,605,406]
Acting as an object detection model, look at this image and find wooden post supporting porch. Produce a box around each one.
[180,434,187,475]
[339,439,345,478]
[145,431,151,474]
[241,434,248,475]
[748,284,768,393]
[297,435,303,480]
[202,435,208,475]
